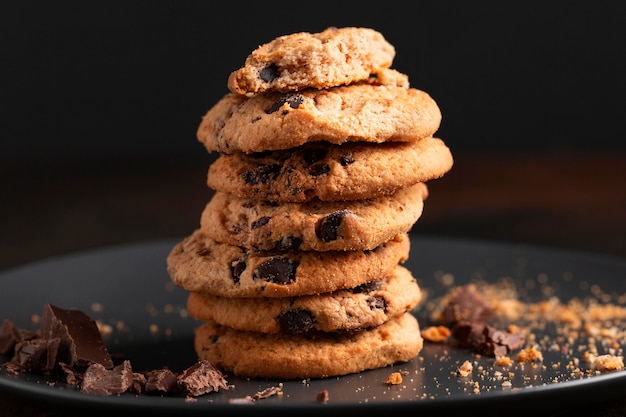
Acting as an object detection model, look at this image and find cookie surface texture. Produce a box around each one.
[166,230,410,297]
[197,84,441,154]
[187,265,422,333]
[227,27,396,96]
[194,312,423,378]
[200,182,428,251]
[207,137,453,202]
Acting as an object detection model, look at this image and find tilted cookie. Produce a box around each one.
[166,229,410,298]
[194,312,423,379]
[207,137,453,202]
[187,265,421,334]
[197,84,442,154]
[200,183,427,251]
[227,27,396,96]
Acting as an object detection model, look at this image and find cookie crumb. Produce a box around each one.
[316,389,330,403]
[385,372,403,385]
[517,346,543,362]
[457,360,473,377]
[421,325,450,343]
[593,354,624,372]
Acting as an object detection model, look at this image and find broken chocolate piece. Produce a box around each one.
[13,337,60,372]
[81,360,133,395]
[441,284,494,326]
[178,360,229,396]
[144,368,179,393]
[254,257,298,284]
[40,304,113,369]
[0,319,38,355]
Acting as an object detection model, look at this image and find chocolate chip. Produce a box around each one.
[309,163,330,176]
[254,257,298,284]
[251,216,271,229]
[303,148,328,164]
[272,236,303,251]
[241,164,281,185]
[366,296,386,311]
[352,279,383,293]
[315,210,349,242]
[339,153,355,166]
[277,309,316,334]
[230,257,246,284]
[266,93,305,114]
[260,64,280,83]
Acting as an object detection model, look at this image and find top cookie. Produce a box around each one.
[227,27,396,96]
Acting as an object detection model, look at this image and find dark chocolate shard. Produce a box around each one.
[254,257,298,284]
[441,284,494,326]
[259,64,280,83]
[40,303,113,369]
[315,210,349,242]
[12,337,60,372]
[144,368,179,393]
[277,309,316,334]
[177,360,229,396]
[0,319,39,355]
[81,360,133,395]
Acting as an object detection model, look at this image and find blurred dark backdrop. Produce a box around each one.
[1,1,625,271]
[2,1,625,163]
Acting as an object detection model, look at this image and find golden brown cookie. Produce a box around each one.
[227,27,396,96]
[194,312,423,378]
[166,229,410,297]
[197,84,442,154]
[187,265,422,333]
[206,137,452,202]
[200,183,428,251]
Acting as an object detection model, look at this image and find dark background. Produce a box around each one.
[1,1,625,271]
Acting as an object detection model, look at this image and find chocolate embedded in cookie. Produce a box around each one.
[166,229,410,298]
[207,137,452,202]
[193,312,423,379]
[187,265,422,334]
[227,27,396,96]
[197,84,441,154]
[200,183,428,251]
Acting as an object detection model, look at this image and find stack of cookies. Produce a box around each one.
[167,27,453,379]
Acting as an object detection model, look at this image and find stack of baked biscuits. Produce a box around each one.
[166,27,453,379]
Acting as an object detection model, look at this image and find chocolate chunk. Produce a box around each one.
[144,368,179,393]
[441,284,494,326]
[177,360,230,396]
[271,236,303,251]
[230,257,247,283]
[13,337,60,372]
[309,163,330,176]
[277,309,316,334]
[266,93,304,114]
[315,210,349,242]
[352,279,383,293]
[81,360,133,395]
[241,164,281,185]
[0,319,38,355]
[366,296,386,311]
[302,148,328,164]
[40,304,113,369]
[251,216,271,229]
[259,64,280,83]
[254,257,298,284]
[129,372,147,394]
[339,153,355,166]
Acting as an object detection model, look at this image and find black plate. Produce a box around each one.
[1,235,625,416]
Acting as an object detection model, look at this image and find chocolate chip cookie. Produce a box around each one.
[227,27,396,96]
[207,137,452,202]
[187,265,421,333]
[166,229,410,298]
[193,312,423,378]
[199,182,428,251]
[197,84,442,154]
